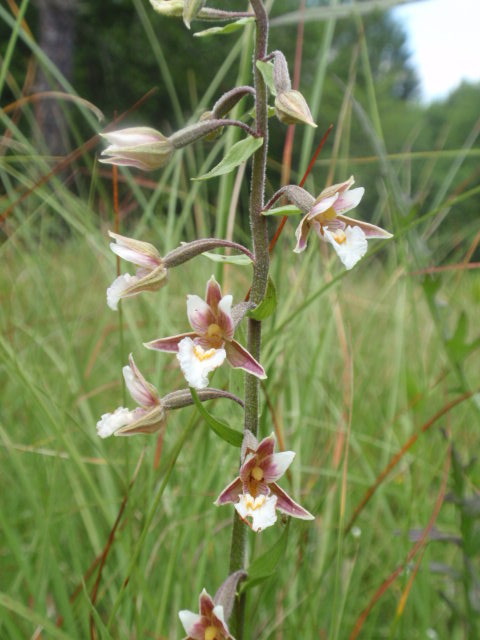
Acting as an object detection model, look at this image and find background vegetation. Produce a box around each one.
[1,0,479,638]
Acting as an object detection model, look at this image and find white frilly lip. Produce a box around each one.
[96,407,135,438]
[177,337,226,389]
[235,493,278,532]
[323,225,368,270]
[106,273,139,310]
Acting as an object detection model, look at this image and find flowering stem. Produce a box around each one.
[228,0,270,636]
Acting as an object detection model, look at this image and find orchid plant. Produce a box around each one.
[95,0,392,636]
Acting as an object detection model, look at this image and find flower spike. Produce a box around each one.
[216,431,314,532]
[145,276,266,389]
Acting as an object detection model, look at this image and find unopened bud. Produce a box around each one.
[100,126,174,171]
[150,0,184,17]
[274,90,317,128]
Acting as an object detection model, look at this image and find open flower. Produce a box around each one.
[96,355,166,437]
[179,589,234,640]
[216,431,314,532]
[144,276,266,389]
[106,231,167,310]
[100,126,174,170]
[294,176,392,269]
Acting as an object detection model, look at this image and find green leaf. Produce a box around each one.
[202,251,252,266]
[246,105,276,122]
[446,311,480,361]
[255,60,276,95]
[194,17,254,38]
[194,136,263,181]
[240,522,290,592]
[248,277,277,320]
[190,388,242,447]
[262,204,303,217]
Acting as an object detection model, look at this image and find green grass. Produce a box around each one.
[1,1,480,638]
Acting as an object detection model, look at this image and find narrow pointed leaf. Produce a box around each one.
[256,60,276,95]
[202,251,253,266]
[247,277,277,320]
[240,522,290,592]
[194,17,254,37]
[190,388,242,447]
[262,204,303,217]
[194,136,263,181]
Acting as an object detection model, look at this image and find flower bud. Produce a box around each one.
[149,0,184,17]
[274,90,317,128]
[100,126,174,171]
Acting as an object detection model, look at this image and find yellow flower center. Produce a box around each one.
[314,205,337,224]
[193,345,217,361]
[332,229,347,244]
[244,494,267,510]
[204,626,219,640]
[251,466,264,481]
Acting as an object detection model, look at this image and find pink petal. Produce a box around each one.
[317,176,355,200]
[262,451,295,483]
[225,341,266,379]
[215,477,243,505]
[217,295,234,340]
[198,589,215,617]
[308,194,338,218]
[269,482,314,520]
[123,355,159,406]
[144,332,197,352]
[241,430,259,461]
[187,295,216,334]
[338,215,393,239]
[205,276,222,310]
[254,434,276,459]
[293,214,311,253]
[333,187,364,214]
[239,455,259,484]
[211,605,231,636]
[178,610,202,637]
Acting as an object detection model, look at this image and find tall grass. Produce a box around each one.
[1,1,479,638]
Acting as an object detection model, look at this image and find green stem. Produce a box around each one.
[228,1,270,637]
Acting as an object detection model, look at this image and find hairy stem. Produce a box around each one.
[229,1,270,637]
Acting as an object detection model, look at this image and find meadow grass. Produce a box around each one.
[1,1,480,638]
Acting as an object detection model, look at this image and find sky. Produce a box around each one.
[392,0,480,102]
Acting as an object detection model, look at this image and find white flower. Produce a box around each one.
[96,355,166,438]
[177,337,226,389]
[106,231,167,310]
